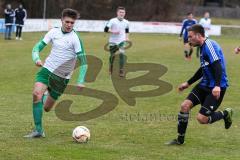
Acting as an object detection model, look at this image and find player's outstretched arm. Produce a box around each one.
[178,67,203,92]
[187,67,203,85]
[32,40,47,67]
[76,51,88,90]
[179,22,185,38]
[178,82,190,92]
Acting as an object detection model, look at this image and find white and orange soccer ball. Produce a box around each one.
[72,126,90,143]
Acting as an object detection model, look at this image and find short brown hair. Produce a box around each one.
[117,6,125,11]
[188,24,205,37]
[61,8,79,19]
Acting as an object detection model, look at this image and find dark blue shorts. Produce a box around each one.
[187,84,226,116]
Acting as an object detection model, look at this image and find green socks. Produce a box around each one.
[119,53,125,69]
[109,47,125,70]
[42,92,48,105]
[109,53,115,66]
[33,102,43,132]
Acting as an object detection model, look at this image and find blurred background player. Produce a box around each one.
[15,4,27,40]
[104,6,129,77]
[4,4,15,40]
[197,12,211,57]
[179,12,197,60]
[167,24,233,145]
[199,12,211,38]
[24,8,87,138]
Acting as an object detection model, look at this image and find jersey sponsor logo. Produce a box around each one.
[201,60,209,67]
[204,61,209,66]
[210,106,214,110]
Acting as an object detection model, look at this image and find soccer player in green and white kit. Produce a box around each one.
[24,8,87,138]
[104,6,129,77]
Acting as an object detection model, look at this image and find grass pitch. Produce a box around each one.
[0,31,240,160]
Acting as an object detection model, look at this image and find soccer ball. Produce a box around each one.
[72,126,90,143]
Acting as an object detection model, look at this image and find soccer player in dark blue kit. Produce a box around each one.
[167,24,233,145]
[179,12,197,60]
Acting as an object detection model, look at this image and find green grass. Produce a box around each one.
[0,32,240,160]
[211,17,240,26]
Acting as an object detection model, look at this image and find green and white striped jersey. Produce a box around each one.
[42,27,84,79]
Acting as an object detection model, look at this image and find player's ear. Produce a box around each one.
[196,33,200,38]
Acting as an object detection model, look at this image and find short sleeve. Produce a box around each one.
[126,20,129,29]
[182,20,186,29]
[205,40,220,64]
[42,29,54,44]
[73,35,83,53]
[106,19,114,28]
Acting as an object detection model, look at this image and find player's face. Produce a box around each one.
[117,9,126,20]
[204,12,210,18]
[188,31,201,47]
[62,17,75,32]
[187,14,193,20]
[7,4,11,9]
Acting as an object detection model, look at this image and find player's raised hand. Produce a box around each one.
[35,60,43,67]
[234,47,240,54]
[77,83,85,91]
[212,86,221,99]
[178,82,189,92]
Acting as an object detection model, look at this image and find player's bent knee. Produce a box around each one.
[44,99,55,112]
[32,91,43,102]
[44,104,54,112]
[44,106,51,112]
[196,114,208,124]
[180,101,192,112]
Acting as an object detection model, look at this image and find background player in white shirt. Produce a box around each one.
[197,12,212,57]
[24,8,87,138]
[199,12,211,38]
[104,6,129,77]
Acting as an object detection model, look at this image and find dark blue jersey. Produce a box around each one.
[199,39,228,88]
[180,19,197,39]
[15,8,27,26]
[4,9,15,25]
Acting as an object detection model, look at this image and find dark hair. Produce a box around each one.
[187,12,192,16]
[117,6,125,11]
[61,8,79,19]
[188,24,205,37]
